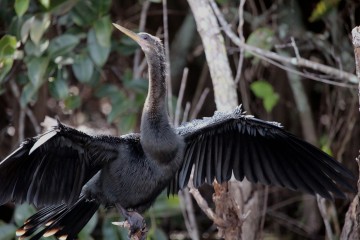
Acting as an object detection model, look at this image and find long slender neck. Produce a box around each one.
[140,48,181,164]
[142,52,167,118]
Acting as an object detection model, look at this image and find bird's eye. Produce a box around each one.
[142,35,149,40]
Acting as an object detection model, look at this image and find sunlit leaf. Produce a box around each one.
[309,0,340,22]
[39,0,50,8]
[20,16,34,43]
[87,29,110,66]
[0,35,17,58]
[30,14,50,45]
[250,80,279,113]
[94,15,112,47]
[72,53,94,83]
[27,56,49,87]
[245,27,274,62]
[14,0,30,17]
[48,34,79,58]
[263,93,279,113]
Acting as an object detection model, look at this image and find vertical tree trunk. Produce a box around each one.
[187,0,262,239]
[340,26,360,240]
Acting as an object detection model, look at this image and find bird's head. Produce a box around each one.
[113,23,164,56]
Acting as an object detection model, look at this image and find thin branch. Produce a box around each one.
[209,0,358,85]
[317,196,335,240]
[162,0,173,119]
[188,185,227,228]
[190,88,209,120]
[248,49,355,88]
[9,81,40,134]
[182,102,191,124]
[174,68,189,127]
[234,0,246,85]
[133,1,151,78]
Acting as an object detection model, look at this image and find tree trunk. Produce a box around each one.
[187,0,262,239]
[340,25,360,240]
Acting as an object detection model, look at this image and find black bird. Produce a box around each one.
[0,24,355,240]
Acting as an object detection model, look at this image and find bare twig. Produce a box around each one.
[317,196,335,240]
[182,102,191,124]
[188,185,227,228]
[190,88,209,120]
[162,0,173,119]
[174,68,189,126]
[133,0,151,78]
[209,0,358,85]
[9,81,40,134]
[178,189,200,240]
[234,0,246,85]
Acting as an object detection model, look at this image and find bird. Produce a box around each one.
[0,23,355,240]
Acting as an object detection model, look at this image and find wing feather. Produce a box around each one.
[173,106,355,199]
[0,122,120,206]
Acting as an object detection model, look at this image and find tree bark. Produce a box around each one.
[340,26,360,240]
[187,0,262,239]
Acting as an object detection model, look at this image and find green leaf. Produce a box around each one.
[250,80,279,113]
[14,204,36,226]
[309,0,340,22]
[71,1,97,27]
[64,95,81,110]
[87,29,110,66]
[27,56,49,87]
[72,53,94,83]
[20,16,34,43]
[94,15,112,47]
[245,27,274,60]
[49,70,68,100]
[24,40,49,57]
[263,93,279,112]
[92,0,112,15]
[39,0,50,8]
[0,222,16,240]
[14,0,30,17]
[48,34,80,58]
[30,14,50,45]
[0,35,17,58]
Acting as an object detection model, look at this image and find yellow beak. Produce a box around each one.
[112,23,142,45]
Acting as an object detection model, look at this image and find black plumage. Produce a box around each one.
[0,24,355,240]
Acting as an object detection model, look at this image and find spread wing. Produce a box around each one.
[169,106,355,199]
[0,121,120,207]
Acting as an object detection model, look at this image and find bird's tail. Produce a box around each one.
[16,195,99,240]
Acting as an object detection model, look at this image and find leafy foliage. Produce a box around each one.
[250,80,279,113]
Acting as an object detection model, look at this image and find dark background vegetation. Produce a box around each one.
[0,0,359,239]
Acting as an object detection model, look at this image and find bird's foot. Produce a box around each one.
[113,205,147,240]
